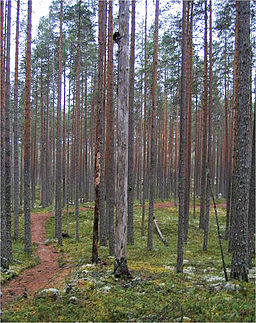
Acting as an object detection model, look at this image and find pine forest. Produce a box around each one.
[0,0,255,321]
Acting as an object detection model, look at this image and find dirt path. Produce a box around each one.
[154,201,226,209]
[1,212,72,309]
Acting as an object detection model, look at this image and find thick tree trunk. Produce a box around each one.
[114,0,131,278]
[230,0,250,282]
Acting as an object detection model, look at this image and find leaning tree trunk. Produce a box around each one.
[114,0,131,278]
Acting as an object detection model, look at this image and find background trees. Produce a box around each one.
[0,0,254,282]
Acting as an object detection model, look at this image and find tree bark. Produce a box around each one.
[127,0,136,245]
[55,0,63,245]
[114,0,131,278]
[105,0,115,256]
[24,0,32,255]
[230,0,251,282]
[13,0,20,239]
[147,0,159,251]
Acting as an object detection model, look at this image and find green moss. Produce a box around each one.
[2,202,255,322]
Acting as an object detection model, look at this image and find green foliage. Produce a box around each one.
[2,202,255,322]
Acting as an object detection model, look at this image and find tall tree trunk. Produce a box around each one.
[230,0,250,282]
[55,0,63,245]
[177,0,188,273]
[184,1,193,242]
[74,1,81,241]
[199,0,208,231]
[92,0,105,262]
[114,0,131,278]
[0,0,6,268]
[147,0,159,251]
[13,0,20,239]
[141,0,147,237]
[5,0,12,264]
[105,0,115,256]
[203,0,212,251]
[127,0,136,245]
[24,0,32,255]
[248,103,255,268]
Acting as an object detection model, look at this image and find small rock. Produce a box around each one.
[205,275,225,282]
[102,286,111,292]
[174,316,192,322]
[65,284,72,294]
[183,259,189,264]
[248,273,256,280]
[223,282,241,292]
[210,282,222,291]
[44,239,51,245]
[69,296,78,304]
[35,288,60,300]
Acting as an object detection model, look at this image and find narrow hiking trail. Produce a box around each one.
[1,202,226,308]
[154,201,226,209]
[1,212,72,309]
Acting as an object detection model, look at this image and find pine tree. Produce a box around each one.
[230,0,251,281]
[114,0,131,278]
[127,0,136,245]
[23,0,32,255]
[55,0,63,245]
[147,0,159,251]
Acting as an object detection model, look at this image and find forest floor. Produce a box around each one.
[1,212,74,308]
[1,200,255,322]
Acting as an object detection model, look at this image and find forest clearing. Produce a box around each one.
[0,0,255,322]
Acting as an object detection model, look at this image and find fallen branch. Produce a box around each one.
[153,218,169,246]
[208,172,228,282]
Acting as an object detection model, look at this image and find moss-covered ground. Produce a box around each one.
[2,201,255,322]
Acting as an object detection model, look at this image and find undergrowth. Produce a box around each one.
[2,202,255,322]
